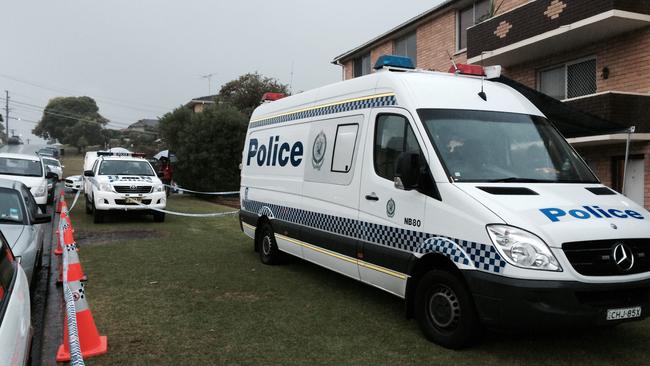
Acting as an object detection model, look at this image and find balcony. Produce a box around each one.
[467,0,650,66]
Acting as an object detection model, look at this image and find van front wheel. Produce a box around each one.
[415,270,480,349]
[257,223,281,265]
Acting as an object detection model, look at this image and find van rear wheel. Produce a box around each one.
[415,270,480,349]
[257,223,281,265]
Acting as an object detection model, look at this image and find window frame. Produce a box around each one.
[373,113,423,182]
[394,31,417,66]
[537,56,597,101]
[353,53,371,78]
[330,123,360,174]
[456,0,490,52]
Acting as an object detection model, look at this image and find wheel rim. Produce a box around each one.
[427,285,461,330]
[262,235,272,256]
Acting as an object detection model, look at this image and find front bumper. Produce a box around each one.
[464,270,650,329]
[94,191,166,211]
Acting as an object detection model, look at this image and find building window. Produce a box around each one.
[538,58,597,100]
[353,53,371,77]
[457,0,490,51]
[394,32,417,66]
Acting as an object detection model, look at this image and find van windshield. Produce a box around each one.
[418,109,598,183]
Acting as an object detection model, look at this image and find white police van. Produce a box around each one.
[83,151,166,223]
[238,55,650,348]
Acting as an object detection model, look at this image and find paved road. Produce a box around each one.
[0,144,45,155]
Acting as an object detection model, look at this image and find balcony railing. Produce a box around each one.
[467,0,650,65]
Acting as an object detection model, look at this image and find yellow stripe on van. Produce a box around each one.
[275,233,408,280]
[250,92,396,123]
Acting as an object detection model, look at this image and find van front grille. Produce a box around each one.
[562,239,650,276]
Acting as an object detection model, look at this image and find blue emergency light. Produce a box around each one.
[373,55,415,70]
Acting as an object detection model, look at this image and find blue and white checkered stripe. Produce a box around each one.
[242,199,507,273]
[249,94,397,129]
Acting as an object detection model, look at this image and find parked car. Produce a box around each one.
[0,179,50,284]
[41,157,63,181]
[64,175,82,192]
[0,153,57,212]
[36,148,55,158]
[42,146,60,158]
[0,229,32,366]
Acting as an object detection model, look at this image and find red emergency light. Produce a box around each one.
[261,92,286,102]
[449,64,486,76]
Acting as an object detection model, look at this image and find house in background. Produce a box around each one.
[185,95,218,113]
[332,0,650,207]
[127,118,159,133]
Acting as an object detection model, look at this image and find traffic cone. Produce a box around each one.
[54,228,63,256]
[57,224,87,283]
[56,191,66,213]
[56,280,108,361]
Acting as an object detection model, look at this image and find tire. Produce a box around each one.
[153,211,165,222]
[257,223,281,265]
[92,201,104,224]
[415,270,481,349]
[85,194,92,215]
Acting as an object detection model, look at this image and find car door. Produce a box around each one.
[21,184,43,265]
[357,109,430,295]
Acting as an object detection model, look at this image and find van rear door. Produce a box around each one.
[357,109,428,296]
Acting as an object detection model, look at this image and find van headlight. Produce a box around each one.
[153,184,164,192]
[99,183,113,192]
[486,225,562,272]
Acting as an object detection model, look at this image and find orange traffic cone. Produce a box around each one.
[56,280,108,361]
[56,191,66,213]
[54,228,63,256]
[57,225,86,283]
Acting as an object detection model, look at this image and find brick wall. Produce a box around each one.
[370,41,394,70]
[343,60,353,80]
[505,27,650,94]
[417,10,467,71]
[496,0,531,14]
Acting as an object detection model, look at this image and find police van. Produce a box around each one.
[83,151,166,223]
[238,55,650,348]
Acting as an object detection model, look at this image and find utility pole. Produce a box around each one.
[4,90,9,138]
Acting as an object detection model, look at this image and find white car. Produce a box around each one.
[41,157,63,181]
[0,230,31,366]
[0,153,56,212]
[84,152,166,223]
[64,175,83,192]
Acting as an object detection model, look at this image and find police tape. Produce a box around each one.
[59,217,86,366]
[162,184,239,196]
[68,188,82,211]
[125,197,239,217]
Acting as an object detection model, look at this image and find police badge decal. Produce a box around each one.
[312,131,327,170]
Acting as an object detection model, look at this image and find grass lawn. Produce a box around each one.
[60,154,650,365]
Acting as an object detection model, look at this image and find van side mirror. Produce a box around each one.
[394,152,421,190]
[84,170,95,177]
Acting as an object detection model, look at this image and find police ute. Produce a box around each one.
[83,151,166,223]
[238,55,650,348]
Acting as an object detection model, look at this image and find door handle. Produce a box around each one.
[365,193,379,201]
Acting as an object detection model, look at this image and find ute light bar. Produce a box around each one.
[374,55,415,71]
[97,151,146,158]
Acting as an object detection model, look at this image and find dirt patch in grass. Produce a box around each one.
[75,229,167,246]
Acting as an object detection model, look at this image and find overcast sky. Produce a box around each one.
[0,0,441,144]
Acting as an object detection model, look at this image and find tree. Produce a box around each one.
[62,120,105,152]
[159,106,191,150]
[174,104,248,191]
[32,96,108,142]
[218,73,289,117]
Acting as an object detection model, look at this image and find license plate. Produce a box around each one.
[127,197,141,203]
[606,306,642,321]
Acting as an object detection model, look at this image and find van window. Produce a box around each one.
[374,114,422,181]
[331,124,359,173]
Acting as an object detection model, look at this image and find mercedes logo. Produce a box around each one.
[612,242,635,272]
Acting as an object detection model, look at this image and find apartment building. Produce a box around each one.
[332,0,650,207]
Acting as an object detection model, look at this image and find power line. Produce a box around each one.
[0,97,135,128]
[0,72,171,114]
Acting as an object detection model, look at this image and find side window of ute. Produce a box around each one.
[374,114,423,181]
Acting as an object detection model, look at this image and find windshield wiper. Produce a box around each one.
[485,177,555,183]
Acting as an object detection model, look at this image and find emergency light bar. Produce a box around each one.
[261,92,286,102]
[374,55,415,71]
[449,64,502,79]
[96,151,146,158]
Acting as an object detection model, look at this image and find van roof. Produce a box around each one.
[250,70,544,126]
